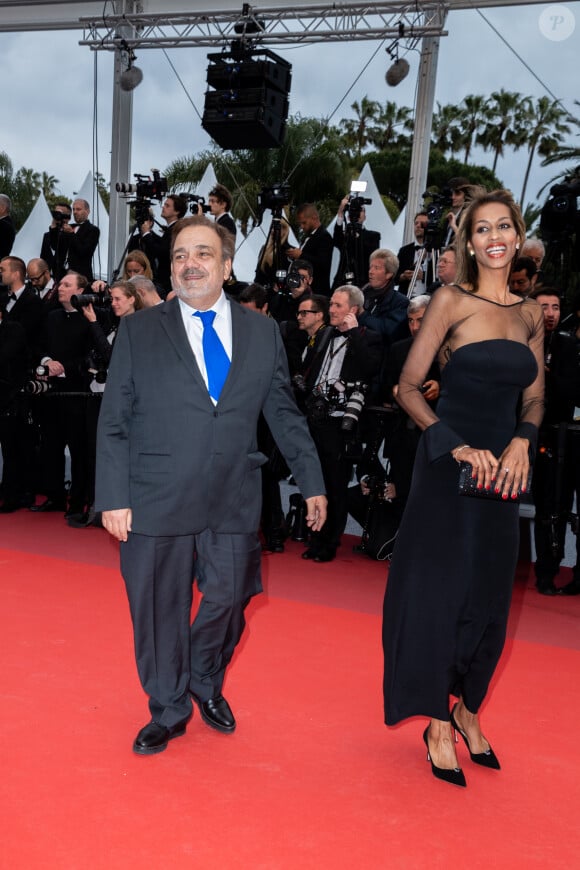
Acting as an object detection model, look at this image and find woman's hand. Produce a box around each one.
[452,446,499,492]
[496,437,530,500]
[422,379,439,401]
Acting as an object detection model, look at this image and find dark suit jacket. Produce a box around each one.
[1,286,45,362]
[95,296,325,536]
[300,226,334,294]
[332,223,380,289]
[0,215,16,259]
[395,242,434,295]
[43,221,100,282]
[217,213,237,240]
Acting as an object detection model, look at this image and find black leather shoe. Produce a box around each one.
[313,547,336,563]
[29,499,66,513]
[301,546,319,560]
[133,717,190,755]
[192,693,236,734]
[536,579,561,596]
[263,535,285,553]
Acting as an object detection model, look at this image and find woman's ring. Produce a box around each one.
[503,467,509,473]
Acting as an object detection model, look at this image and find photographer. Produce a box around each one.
[287,204,334,294]
[40,203,72,280]
[332,194,380,289]
[530,287,580,595]
[43,199,100,283]
[208,184,236,240]
[29,272,94,517]
[129,194,187,295]
[298,285,382,562]
[395,213,433,296]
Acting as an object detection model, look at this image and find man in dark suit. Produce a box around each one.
[95,215,327,755]
[331,195,381,289]
[208,184,237,240]
[395,212,434,296]
[298,285,383,563]
[287,204,334,294]
[40,202,73,279]
[44,199,100,283]
[0,255,44,361]
[0,194,16,259]
[129,193,187,295]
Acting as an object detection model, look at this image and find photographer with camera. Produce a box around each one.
[29,271,94,518]
[287,204,334,295]
[298,285,382,562]
[332,191,380,290]
[395,212,435,297]
[129,194,187,295]
[207,184,236,240]
[40,202,72,281]
[529,287,580,595]
[42,199,100,284]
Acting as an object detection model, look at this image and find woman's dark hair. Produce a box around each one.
[455,189,526,292]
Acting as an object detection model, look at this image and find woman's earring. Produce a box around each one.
[468,248,475,258]
[516,243,520,250]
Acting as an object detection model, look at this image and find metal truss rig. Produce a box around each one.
[80,2,448,52]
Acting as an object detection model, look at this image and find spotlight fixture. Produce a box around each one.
[118,40,143,92]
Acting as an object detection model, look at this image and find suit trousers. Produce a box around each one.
[120,529,262,727]
[308,415,354,551]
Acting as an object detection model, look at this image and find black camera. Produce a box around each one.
[257,183,290,224]
[116,169,168,201]
[70,293,110,311]
[540,179,580,242]
[345,194,372,225]
[51,209,70,225]
[186,194,211,215]
[273,267,303,295]
[24,379,52,395]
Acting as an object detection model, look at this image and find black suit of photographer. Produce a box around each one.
[533,329,580,591]
[42,221,100,283]
[129,222,176,296]
[299,324,382,556]
[332,222,380,290]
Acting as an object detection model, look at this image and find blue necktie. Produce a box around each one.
[194,310,230,401]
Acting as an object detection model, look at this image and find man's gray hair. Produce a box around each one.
[0,194,11,212]
[335,284,365,310]
[522,237,545,255]
[369,247,399,276]
[408,294,431,314]
[129,276,157,294]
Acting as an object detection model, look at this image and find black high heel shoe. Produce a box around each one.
[450,704,501,770]
[423,726,466,787]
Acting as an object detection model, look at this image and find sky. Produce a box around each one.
[0,2,578,219]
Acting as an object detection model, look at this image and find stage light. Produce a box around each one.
[386,57,410,87]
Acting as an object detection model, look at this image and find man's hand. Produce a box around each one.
[337,312,358,332]
[305,496,327,532]
[286,247,302,260]
[46,359,65,377]
[102,508,132,542]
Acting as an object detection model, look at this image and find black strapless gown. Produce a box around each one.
[383,340,538,725]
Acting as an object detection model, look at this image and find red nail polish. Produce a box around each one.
[495,488,500,494]
[511,493,517,500]
[477,484,482,490]
[485,485,491,490]
[502,493,508,500]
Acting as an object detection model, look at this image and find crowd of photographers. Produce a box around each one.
[1,177,580,595]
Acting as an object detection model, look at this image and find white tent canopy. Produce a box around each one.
[12,193,52,265]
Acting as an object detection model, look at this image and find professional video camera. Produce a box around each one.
[540,178,580,242]
[116,169,169,225]
[50,209,70,226]
[185,194,211,215]
[422,187,452,250]
[344,180,372,226]
[256,183,290,224]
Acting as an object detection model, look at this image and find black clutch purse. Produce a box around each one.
[458,461,532,503]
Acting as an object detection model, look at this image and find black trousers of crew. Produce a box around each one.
[308,415,354,552]
[36,394,89,511]
[120,529,262,728]
[0,399,36,504]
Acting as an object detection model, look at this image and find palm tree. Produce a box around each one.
[457,94,489,165]
[477,89,526,174]
[540,100,580,168]
[519,96,572,208]
[41,172,59,199]
[340,97,380,159]
[367,101,413,150]
[431,103,463,158]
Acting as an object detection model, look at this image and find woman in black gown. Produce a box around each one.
[382,190,544,786]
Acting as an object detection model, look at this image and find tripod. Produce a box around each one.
[406,246,438,299]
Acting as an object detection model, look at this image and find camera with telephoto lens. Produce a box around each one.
[345,194,372,225]
[341,382,367,433]
[23,368,53,395]
[256,183,291,224]
[540,179,580,242]
[51,209,70,226]
[70,292,111,311]
[422,188,452,251]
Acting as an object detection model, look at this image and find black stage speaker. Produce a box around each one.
[202,50,292,150]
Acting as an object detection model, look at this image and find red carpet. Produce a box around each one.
[1,513,579,868]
